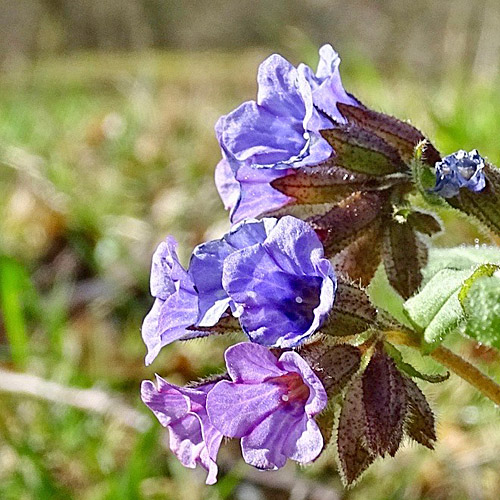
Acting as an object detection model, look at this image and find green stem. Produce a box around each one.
[385,329,500,406]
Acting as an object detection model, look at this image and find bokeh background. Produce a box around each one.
[2,1,500,499]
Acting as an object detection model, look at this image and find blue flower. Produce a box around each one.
[215,45,357,223]
[222,216,336,347]
[432,149,486,198]
[142,217,337,362]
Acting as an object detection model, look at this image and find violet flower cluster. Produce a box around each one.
[141,215,336,483]
[215,44,359,223]
[140,44,359,484]
[142,343,327,483]
[142,216,336,364]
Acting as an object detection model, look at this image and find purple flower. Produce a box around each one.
[206,343,327,470]
[143,216,336,362]
[215,45,358,222]
[141,377,223,485]
[222,216,336,347]
[215,157,294,223]
[432,149,486,198]
[298,44,360,122]
[216,54,332,172]
[142,237,200,365]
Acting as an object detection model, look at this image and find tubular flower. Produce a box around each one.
[206,343,328,470]
[141,377,223,485]
[142,216,336,362]
[215,45,357,223]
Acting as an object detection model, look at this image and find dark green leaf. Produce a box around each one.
[320,125,406,175]
[407,210,442,236]
[321,281,377,337]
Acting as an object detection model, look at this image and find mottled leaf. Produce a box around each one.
[322,281,377,337]
[310,190,389,256]
[337,377,376,486]
[271,162,406,205]
[403,377,436,449]
[300,342,361,397]
[382,219,427,299]
[321,125,406,175]
[336,103,441,166]
[384,342,449,383]
[362,345,407,457]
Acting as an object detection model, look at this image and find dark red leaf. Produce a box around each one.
[403,377,436,449]
[309,191,389,256]
[382,219,427,299]
[301,342,361,397]
[362,345,407,457]
[337,377,376,486]
[336,103,441,166]
[322,280,377,337]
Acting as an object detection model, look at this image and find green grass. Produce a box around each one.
[1,50,500,499]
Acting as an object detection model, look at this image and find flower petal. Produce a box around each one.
[206,379,283,438]
[278,351,328,416]
[224,342,284,382]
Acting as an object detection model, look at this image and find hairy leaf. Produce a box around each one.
[362,345,407,457]
[403,268,470,345]
[336,103,441,165]
[321,125,406,175]
[403,377,436,449]
[337,377,375,486]
[424,245,500,281]
[382,219,427,299]
[449,163,500,235]
[300,342,361,397]
[186,314,242,337]
[310,191,389,256]
[331,221,383,287]
[271,163,405,205]
[322,281,377,337]
[462,274,500,349]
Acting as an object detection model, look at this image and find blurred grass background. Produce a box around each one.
[2,1,500,499]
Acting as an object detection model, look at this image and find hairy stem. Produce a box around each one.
[385,329,500,406]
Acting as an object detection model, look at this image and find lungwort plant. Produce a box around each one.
[140,45,500,486]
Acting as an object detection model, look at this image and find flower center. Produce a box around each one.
[269,372,310,405]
